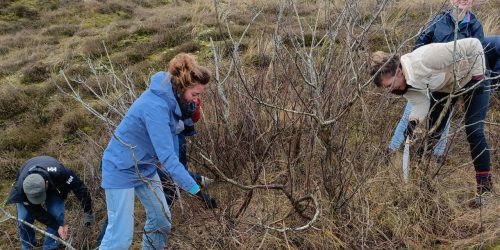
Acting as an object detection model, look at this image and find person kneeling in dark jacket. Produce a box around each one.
[6,155,93,250]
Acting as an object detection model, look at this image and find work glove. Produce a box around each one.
[403,120,418,142]
[83,212,94,226]
[196,191,218,209]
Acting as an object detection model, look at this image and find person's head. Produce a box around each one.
[168,53,211,103]
[22,173,47,204]
[450,0,473,11]
[370,51,408,95]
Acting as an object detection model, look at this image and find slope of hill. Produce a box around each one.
[0,0,498,249]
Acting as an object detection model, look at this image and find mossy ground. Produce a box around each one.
[0,0,498,249]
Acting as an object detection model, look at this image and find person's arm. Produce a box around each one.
[24,203,60,230]
[404,91,430,125]
[61,168,92,214]
[414,14,441,49]
[399,90,429,142]
[143,106,200,195]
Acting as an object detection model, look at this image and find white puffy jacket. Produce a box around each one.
[401,38,485,122]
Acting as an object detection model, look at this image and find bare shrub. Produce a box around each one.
[0,45,8,55]
[0,122,50,151]
[0,20,21,34]
[9,4,39,19]
[0,85,30,119]
[21,62,50,84]
[97,1,134,17]
[59,108,93,141]
[17,0,498,249]
[81,38,107,57]
[43,24,79,37]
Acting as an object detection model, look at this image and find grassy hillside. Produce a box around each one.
[0,0,499,249]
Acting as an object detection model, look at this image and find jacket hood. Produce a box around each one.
[149,71,182,118]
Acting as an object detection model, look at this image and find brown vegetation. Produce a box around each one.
[0,0,498,249]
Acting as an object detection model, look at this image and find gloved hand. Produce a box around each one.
[83,212,94,226]
[404,120,418,142]
[196,191,218,209]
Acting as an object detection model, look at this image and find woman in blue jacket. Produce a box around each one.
[388,0,485,158]
[99,53,211,250]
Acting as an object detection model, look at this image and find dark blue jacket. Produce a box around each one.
[484,36,499,75]
[6,156,92,230]
[415,10,484,49]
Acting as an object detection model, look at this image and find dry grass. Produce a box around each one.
[0,0,498,249]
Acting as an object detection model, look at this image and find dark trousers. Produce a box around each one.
[426,80,491,172]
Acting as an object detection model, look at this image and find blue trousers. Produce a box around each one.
[96,169,201,245]
[17,195,64,250]
[389,103,450,156]
[99,173,172,250]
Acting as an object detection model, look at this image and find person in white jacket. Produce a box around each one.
[370,38,492,206]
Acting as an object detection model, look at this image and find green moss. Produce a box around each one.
[7,3,39,19]
[117,33,153,48]
[197,25,247,42]
[156,40,202,67]
[196,40,214,61]
[7,0,58,10]
[82,13,124,29]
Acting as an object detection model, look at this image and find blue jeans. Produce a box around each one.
[389,102,451,156]
[96,170,200,245]
[427,80,491,172]
[17,195,64,250]
[99,173,172,250]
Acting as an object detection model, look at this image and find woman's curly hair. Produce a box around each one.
[168,53,211,92]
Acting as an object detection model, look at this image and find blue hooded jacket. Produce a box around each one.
[415,10,484,49]
[101,71,200,195]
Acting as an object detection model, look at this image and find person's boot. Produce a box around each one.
[471,171,493,208]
